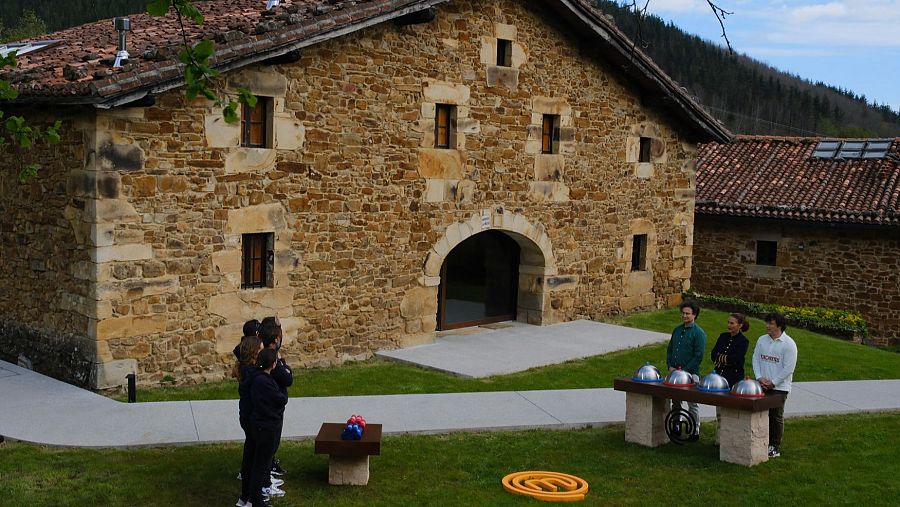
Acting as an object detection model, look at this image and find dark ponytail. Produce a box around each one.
[730,313,750,333]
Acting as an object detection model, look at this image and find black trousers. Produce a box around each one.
[250,425,279,506]
[239,417,255,502]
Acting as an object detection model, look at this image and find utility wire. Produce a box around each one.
[703,105,825,136]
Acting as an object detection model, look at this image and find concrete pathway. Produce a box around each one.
[1,359,899,448]
[376,319,670,377]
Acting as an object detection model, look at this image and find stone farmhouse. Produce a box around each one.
[0,0,729,389]
[693,136,900,346]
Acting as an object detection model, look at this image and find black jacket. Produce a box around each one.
[710,331,750,387]
[238,364,262,420]
[271,357,293,398]
[250,373,288,429]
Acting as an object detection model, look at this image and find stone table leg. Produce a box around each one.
[329,455,370,485]
[624,392,669,447]
[719,407,768,466]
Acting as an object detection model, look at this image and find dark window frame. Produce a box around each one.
[435,103,455,149]
[240,97,272,148]
[639,136,652,163]
[242,232,274,289]
[756,240,778,266]
[496,38,512,67]
[541,114,560,154]
[631,234,648,272]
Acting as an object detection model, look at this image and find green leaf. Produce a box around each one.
[0,80,18,100]
[176,0,205,25]
[222,101,239,124]
[237,87,257,108]
[44,121,62,144]
[18,164,39,183]
[193,40,215,62]
[1,52,18,69]
[146,0,171,16]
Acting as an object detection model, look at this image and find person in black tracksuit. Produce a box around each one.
[249,348,288,507]
[237,336,263,507]
[711,313,750,444]
[260,317,292,476]
[233,319,262,363]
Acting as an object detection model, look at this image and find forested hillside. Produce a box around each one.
[0,0,147,35]
[592,1,900,137]
[2,1,898,136]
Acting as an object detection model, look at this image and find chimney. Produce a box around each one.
[113,17,131,68]
[266,0,281,10]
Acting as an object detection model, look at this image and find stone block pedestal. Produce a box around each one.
[329,455,370,485]
[719,407,768,466]
[624,392,669,447]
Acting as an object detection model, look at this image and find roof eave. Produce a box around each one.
[552,0,732,143]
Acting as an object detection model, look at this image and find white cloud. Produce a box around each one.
[738,1,900,47]
[642,0,710,14]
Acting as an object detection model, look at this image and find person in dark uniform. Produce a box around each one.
[260,316,292,478]
[711,313,751,387]
[236,336,263,507]
[249,348,288,507]
[710,313,750,445]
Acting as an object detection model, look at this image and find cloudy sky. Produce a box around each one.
[633,0,900,112]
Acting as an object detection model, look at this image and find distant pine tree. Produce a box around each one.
[593,0,900,136]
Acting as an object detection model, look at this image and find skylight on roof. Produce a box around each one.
[0,40,62,58]
[811,139,893,160]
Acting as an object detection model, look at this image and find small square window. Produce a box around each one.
[242,233,274,289]
[241,97,272,148]
[496,39,512,67]
[435,103,456,149]
[756,240,777,266]
[631,234,648,272]
[639,137,652,163]
[541,114,560,154]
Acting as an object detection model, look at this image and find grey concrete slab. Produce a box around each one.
[516,388,625,425]
[189,400,244,443]
[2,358,898,449]
[783,385,857,417]
[792,380,900,412]
[377,320,669,378]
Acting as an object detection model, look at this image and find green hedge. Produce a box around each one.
[683,290,869,340]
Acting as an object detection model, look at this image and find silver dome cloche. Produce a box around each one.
[663,367,695,387]
[731,377,766,397]
[696,371,730,393]
[631,362,663,383]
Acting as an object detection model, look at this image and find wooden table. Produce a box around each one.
[314,422,382,485]
[613,378,784,466]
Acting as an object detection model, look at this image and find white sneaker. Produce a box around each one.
[269,476,284,488]
[236,499,248,507]
[262,484,286,498]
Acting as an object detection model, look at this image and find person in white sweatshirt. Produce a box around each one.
[752,312,798,458]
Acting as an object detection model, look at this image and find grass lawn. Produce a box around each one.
[1,412,897,506]
[119,308,900,402]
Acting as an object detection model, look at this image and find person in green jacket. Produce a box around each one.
[667,301,707,441]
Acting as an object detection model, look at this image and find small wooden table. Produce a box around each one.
[314,422,382,485]
[613,378,784,466]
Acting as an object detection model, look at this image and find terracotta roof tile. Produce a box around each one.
[696,136,900,226]
[1,0,416,102]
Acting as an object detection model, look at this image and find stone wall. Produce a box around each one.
[693,216,900,345]
[0,109,100,386]
[2,0,703,386]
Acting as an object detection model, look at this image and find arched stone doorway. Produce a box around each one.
[407,209,558,335]
[437,230,521,330]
